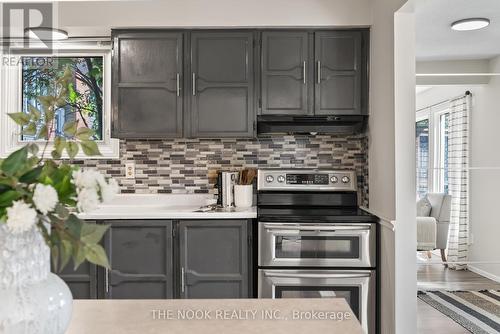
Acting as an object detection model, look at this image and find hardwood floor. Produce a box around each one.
[417,263,500,291]
[416,253,500,333]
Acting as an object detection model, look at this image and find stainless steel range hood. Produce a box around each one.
[257,115,367,135]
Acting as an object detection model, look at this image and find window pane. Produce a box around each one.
[21,56,104,141]
[416,119,429,198]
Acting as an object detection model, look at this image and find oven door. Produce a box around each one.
[259,223,375,267]
[258,269,375,334]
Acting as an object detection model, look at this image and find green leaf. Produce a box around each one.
[66,214,83,238]
[38,220,50,237]
[54,174,74,203]
[19,166,43,184]
[84,243,110,269]
[55,203,70,219]
[68,83,78,103]
[63,121,77,137]
[8,112,30,126]
[81,223,109,244]
[28,105,41,121]
[0,184,13,193]
[76,127,94,140]
[80,140,101,156]
[51,245,60,273]
[37,125,48,140]
[26,143,39,156]
[66,141,79,159]
[51,150,61,159]
[59,239,73,271]
[38,96,55,109]
[55,97,67,108]
[23,122,37,136]
[54,137,66,155]
[0,190,20,207]
[73,243,86,270]
[1,146,28,176]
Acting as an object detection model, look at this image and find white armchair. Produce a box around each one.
[417,193,452,266]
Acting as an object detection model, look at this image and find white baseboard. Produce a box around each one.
[468,265,500,283]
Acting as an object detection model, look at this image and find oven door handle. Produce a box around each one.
[263,224,371,232]
[264,272,371,279]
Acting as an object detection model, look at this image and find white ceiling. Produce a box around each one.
[416,0,500,61]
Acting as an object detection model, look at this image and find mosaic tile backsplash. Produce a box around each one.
[74,134,369,207]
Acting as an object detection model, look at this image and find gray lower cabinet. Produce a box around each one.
[112,31,184,138]
[189,32,255,138]
[315,31,363,115]
[55,219,252,299]
[261,31,311,115]
[178,220,251,298]
[56,261,97,299]
[102,220,174,299]
[52,221,98,299]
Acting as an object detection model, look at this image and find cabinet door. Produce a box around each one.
[103,220,174,299]
[112,31,183,138]
[261,31,311,115]
[314,31,362,115]
[178,220,250,298]
[52,221,98,299]
[56,261,97,299]
[190,32,255,137]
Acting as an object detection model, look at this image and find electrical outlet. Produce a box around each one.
[125,163,135,179]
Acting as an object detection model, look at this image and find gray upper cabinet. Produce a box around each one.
[178,220,251,298]
[112,31,183,138]
[189,32,255,138]
[103,220,174,299]
[314,31,363,115]
[261,31,311,115]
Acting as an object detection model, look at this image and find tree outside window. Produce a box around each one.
[21,56,104,141]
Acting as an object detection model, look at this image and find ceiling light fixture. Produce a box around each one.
[25,27,69,41]
[451,18,490,31]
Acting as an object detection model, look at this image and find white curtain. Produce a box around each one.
[446,94,470,270]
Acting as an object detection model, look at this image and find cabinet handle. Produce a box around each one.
[303,61,306,84]
[192,73,196,96]
[176,73,180,97]
[105,268,109,294]
[317,61,321,84]
[181,267,185,293]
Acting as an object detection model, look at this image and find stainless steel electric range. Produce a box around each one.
[257,169,378,334]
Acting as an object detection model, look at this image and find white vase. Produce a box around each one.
[0,224,73,334]
[234,185,253,208]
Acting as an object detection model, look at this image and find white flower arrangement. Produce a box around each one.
[6,200,38,234]
[33,184,59,215]
[0,66,117,271]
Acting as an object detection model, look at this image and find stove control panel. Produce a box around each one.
[258,169,357,191]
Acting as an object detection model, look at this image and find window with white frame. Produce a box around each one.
[0,41,119,158]
[416,103,450,198]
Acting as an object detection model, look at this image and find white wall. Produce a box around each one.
[57,0,372,36]
[416,57,500,281]
[468,56,500,281]
[370,1,415,334]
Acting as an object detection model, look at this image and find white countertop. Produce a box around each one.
[67,299,363,334]
[78,194,257,220]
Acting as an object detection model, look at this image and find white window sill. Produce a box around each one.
[0,137,120,160]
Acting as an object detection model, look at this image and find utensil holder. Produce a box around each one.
[234,185,253,208]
